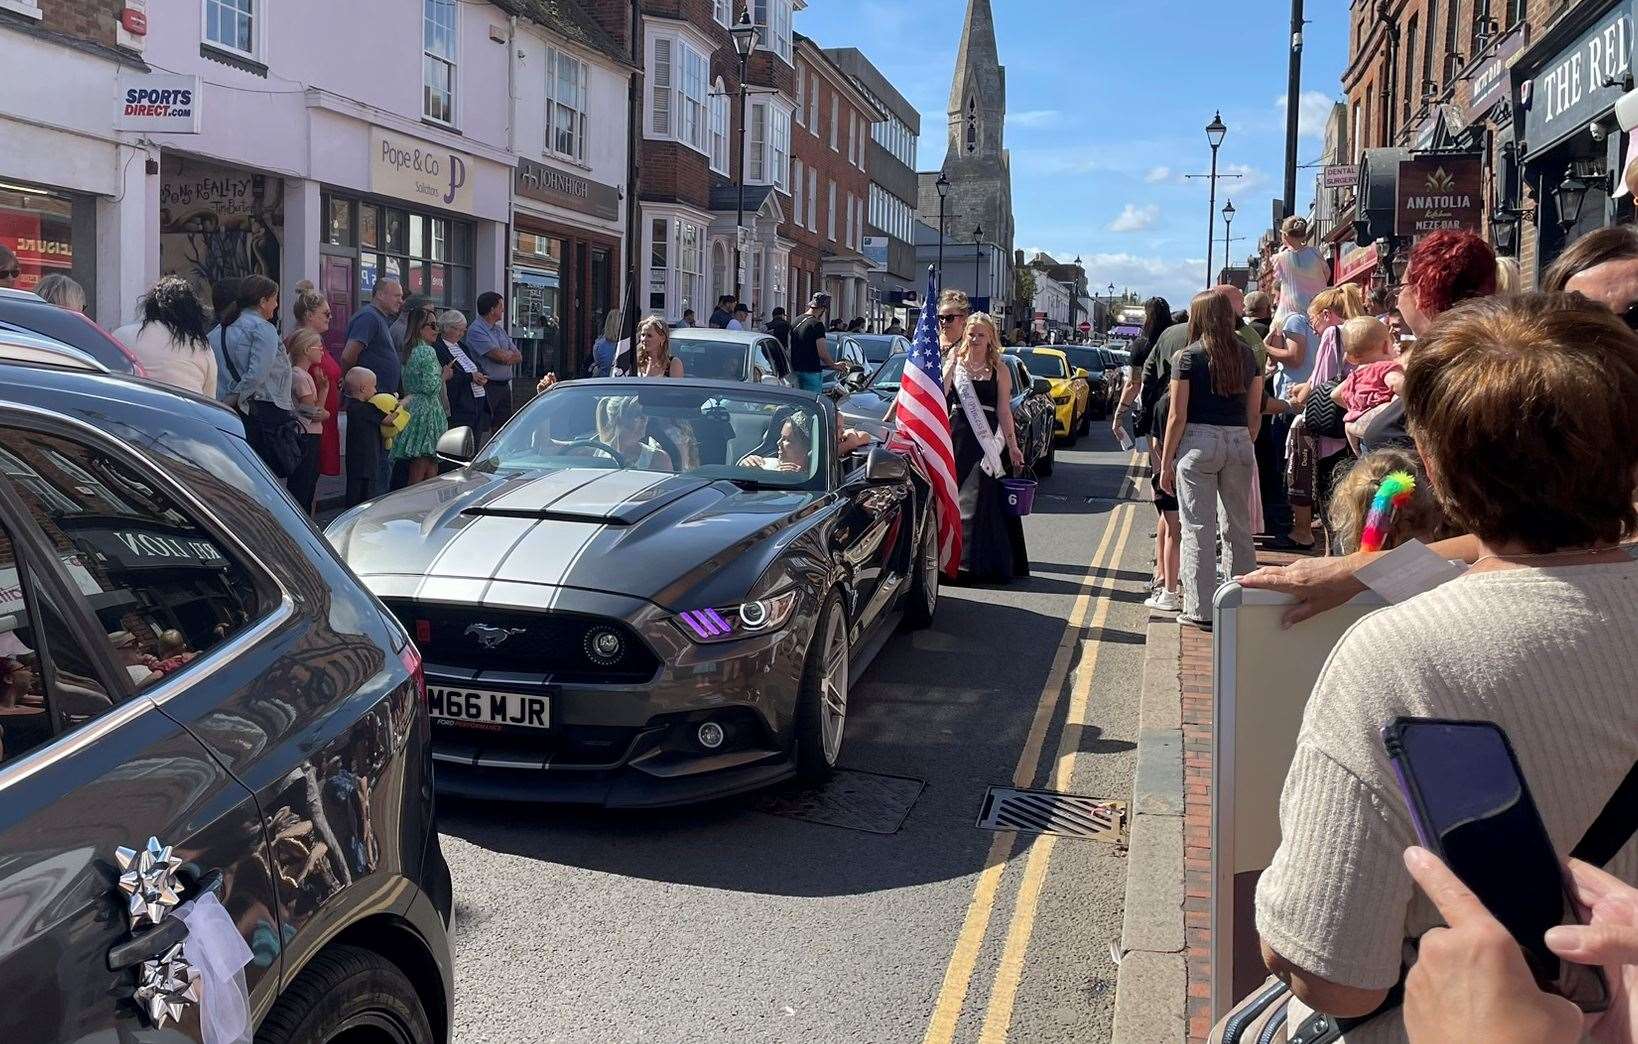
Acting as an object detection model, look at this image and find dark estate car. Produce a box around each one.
[0,286,144,375]
[0,357,452,1043]
[326,379,941,807]
[836,333,910,368]
[1058,345,1120,421]
[836,352,1058,475]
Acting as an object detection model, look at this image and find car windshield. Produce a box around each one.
[846,335,899,364]
[1060,347,1102,372]
[668,337,749,382]
[1014,350,1066,378]
[481,382,828,489]
[869,354,907,393]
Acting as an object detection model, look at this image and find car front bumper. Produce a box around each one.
[387,582,812,807]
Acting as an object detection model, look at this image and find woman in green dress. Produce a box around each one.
[391,306,451,485]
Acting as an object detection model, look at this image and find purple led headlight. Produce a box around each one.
[679,608,732,640]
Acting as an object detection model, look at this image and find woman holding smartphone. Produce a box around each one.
[1246,294,1638,1041]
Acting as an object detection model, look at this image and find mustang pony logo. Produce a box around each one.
[465,624,527,649]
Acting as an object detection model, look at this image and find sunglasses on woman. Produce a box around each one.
[937,312,968,325]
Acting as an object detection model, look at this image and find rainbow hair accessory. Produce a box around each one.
[1360,471,1416,553]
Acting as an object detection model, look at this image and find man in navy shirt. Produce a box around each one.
[467,291,522,427]
[342,278,405,492]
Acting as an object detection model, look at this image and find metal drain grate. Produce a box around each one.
[977,786,1128,843]
[754,769,926,835]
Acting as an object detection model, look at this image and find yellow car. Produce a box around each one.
[1009,347,1090,443]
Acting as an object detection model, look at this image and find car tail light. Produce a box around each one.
[415,618,432,645]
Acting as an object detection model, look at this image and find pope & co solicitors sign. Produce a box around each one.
[1396,154,1484,238]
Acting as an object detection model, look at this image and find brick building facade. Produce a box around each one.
[788,35,879,324]
[1341,0,1636,286]
[637,0,801,326]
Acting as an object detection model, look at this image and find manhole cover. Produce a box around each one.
[976,786,1128,843]
[754,769,926,835]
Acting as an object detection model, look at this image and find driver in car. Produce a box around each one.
[592,395,674,472]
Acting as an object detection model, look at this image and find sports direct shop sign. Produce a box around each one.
[116,73,201,132]
[370,128,474,213]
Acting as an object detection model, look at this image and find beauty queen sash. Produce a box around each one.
[953,364,1005,479]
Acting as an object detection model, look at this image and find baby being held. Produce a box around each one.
[1330,316,1404,453]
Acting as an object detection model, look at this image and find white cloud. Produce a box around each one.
[1078,252,1209,311]
[1275,90,1341,140]
[1011,109,1061,128]
[1109,204,1160,233]
[1145,166,1173,184]
[1221,163,1271,193]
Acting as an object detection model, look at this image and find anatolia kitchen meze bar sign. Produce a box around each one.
[1396,154,1484,238]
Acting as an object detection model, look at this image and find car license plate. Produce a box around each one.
[427,686,550,730]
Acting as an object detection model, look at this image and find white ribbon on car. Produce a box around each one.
[953,364,1006,479]
[444,340,486,398]
[175,891,254,1044]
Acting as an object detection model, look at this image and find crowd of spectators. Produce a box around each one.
[1115,226,1638,1042]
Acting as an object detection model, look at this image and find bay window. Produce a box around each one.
[647,31,709,155]
[746,101,792,191]
[753,0,793,63]
[647,214,707,319]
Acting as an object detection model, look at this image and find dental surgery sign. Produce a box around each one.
[369,127,474,213]
[116,73,201,133]
[1521,6,1632,154]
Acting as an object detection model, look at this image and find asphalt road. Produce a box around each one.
[439,423,1155,1044]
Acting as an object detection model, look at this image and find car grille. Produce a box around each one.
[384,601,660,683]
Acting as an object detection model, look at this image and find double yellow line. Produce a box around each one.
[921,452,1143,1044]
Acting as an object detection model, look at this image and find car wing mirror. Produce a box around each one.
[863,446,909,484]
[437,426,476,464]
[1031,376,1052,396]
[1074,367,1090,378]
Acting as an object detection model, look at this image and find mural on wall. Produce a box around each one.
[160,157,283,289]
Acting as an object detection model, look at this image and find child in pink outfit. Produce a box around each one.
[1331,316,1403,453]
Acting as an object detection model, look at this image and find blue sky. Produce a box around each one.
[796,0,1350,308]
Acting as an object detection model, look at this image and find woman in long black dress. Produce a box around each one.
[944,312,1030,583]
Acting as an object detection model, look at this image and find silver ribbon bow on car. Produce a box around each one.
[134,941,203,1029]
[116,836,184,930]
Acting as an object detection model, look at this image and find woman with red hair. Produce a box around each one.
[1397,230,1497,332]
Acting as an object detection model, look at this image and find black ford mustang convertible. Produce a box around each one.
[325,379,939,806]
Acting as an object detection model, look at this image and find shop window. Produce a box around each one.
[360,204,379,249]
[0,184,76,296]
[423,0,457,125]
[203,0,255,57]
[547,48,589,164]
[649,218,669,312]
[711,242,730,306]
[677,222,703,317]
[0,426,271,708]
[325,197,354,247]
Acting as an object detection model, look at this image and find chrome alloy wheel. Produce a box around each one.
[819,608,849,765]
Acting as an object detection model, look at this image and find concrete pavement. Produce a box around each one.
[439,428,1155,1043]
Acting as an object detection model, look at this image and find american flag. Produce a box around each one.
[889,267,961,578]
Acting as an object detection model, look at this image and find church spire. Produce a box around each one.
[946,0,1005,163]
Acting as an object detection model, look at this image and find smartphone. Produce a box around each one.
[1382,717,1609,1012]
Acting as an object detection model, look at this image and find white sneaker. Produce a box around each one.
[1149,589,1181,613]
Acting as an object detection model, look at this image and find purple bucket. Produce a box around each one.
[1002,477,1037,517]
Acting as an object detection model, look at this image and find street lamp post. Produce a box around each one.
[1071,254,1082,340]
[972,223,983,305]
[1204,111,1227,289]
[1221,199,1236,284]
[729,9,759,301]
[935,173,950,294]
[1104,281,1115,334]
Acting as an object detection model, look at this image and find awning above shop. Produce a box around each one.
[1110,325,1142,337]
